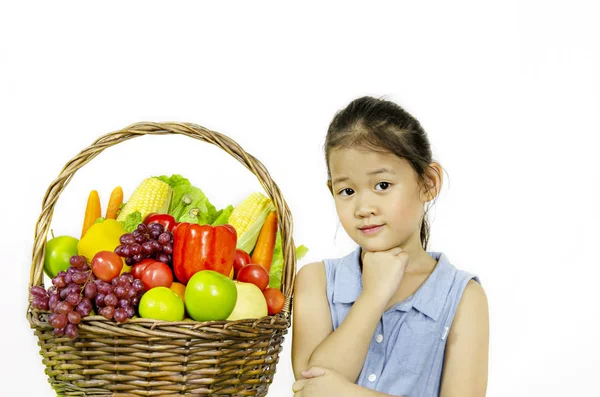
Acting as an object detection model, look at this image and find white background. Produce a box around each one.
[1,1,599,396]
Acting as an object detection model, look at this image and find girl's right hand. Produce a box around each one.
[361,247,409,305]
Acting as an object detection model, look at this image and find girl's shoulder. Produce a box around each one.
[296,247,360,283]
[295,248,360,301]
[296,261,325,281]
[295,261,327,294]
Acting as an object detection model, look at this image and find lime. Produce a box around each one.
[138,287,185,321]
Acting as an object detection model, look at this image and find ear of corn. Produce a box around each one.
[229,192,274,253]
[116,178,172,222]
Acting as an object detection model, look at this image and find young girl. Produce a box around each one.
[291,96,489,397]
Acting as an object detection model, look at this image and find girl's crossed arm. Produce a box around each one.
[292,248,407,383]
[291,261,389,383]
[293,366,400,396]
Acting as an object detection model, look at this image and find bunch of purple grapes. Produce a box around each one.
[30,255,146,340]
[115,222,174,266]
[94,273,145,323]
[30,286,50,311]
[30,255,96,339]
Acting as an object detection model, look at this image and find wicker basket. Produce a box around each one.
[27,122,297,396]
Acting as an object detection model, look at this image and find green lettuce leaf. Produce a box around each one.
[267,231,309,290]
[170,185,217,224]
[296,245,309,261]
[154,174,191,189]
[120,211,142,233]
[94,217,106,224]
[212,205,234,226]
[155,174,227,225]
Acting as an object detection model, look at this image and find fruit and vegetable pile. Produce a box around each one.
[30,174,307,339]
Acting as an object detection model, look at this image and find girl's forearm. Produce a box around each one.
[308,293,387,382]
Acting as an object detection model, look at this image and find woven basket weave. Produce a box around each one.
[26,122,297,396]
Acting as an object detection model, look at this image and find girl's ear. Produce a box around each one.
[420,162,443,202]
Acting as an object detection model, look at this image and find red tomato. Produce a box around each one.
[237,264,269,291]
[143,213,177,232]
[141,262,174,290]
[233,249,251,278]
[263,288,285,315]
[91,251,123,282]
[131,259,155,280]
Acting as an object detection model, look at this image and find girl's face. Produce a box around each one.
[328,148,431,253]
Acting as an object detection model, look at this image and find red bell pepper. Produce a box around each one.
[172,223,237,284]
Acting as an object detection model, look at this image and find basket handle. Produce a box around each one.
[29,122,297,314]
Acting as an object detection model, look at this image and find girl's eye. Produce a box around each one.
[338,188,354,197]
[375,182,391,191]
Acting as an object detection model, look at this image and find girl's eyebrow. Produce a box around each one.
[332,176,349,185]
[367,167,395,176]
[332,168,395,185]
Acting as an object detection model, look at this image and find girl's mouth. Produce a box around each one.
[359,225,384,235]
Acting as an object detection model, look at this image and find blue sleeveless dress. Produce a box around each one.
[323,247,479,397]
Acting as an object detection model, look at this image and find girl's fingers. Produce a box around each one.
[292,379,307,393]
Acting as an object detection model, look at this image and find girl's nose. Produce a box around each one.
[354,196,377,218]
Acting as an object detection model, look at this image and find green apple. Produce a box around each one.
[185,271,237,321]
[139,287,185,321]
[44,235,79,278]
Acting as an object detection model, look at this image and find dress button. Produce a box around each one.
[368,374,377,382]
[375,334,383,343]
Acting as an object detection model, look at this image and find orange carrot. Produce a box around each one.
[105,186,123,220]
[81,190,101,238]
[251,211,278,272]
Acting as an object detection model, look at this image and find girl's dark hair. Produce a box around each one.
[325,96,442,250]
